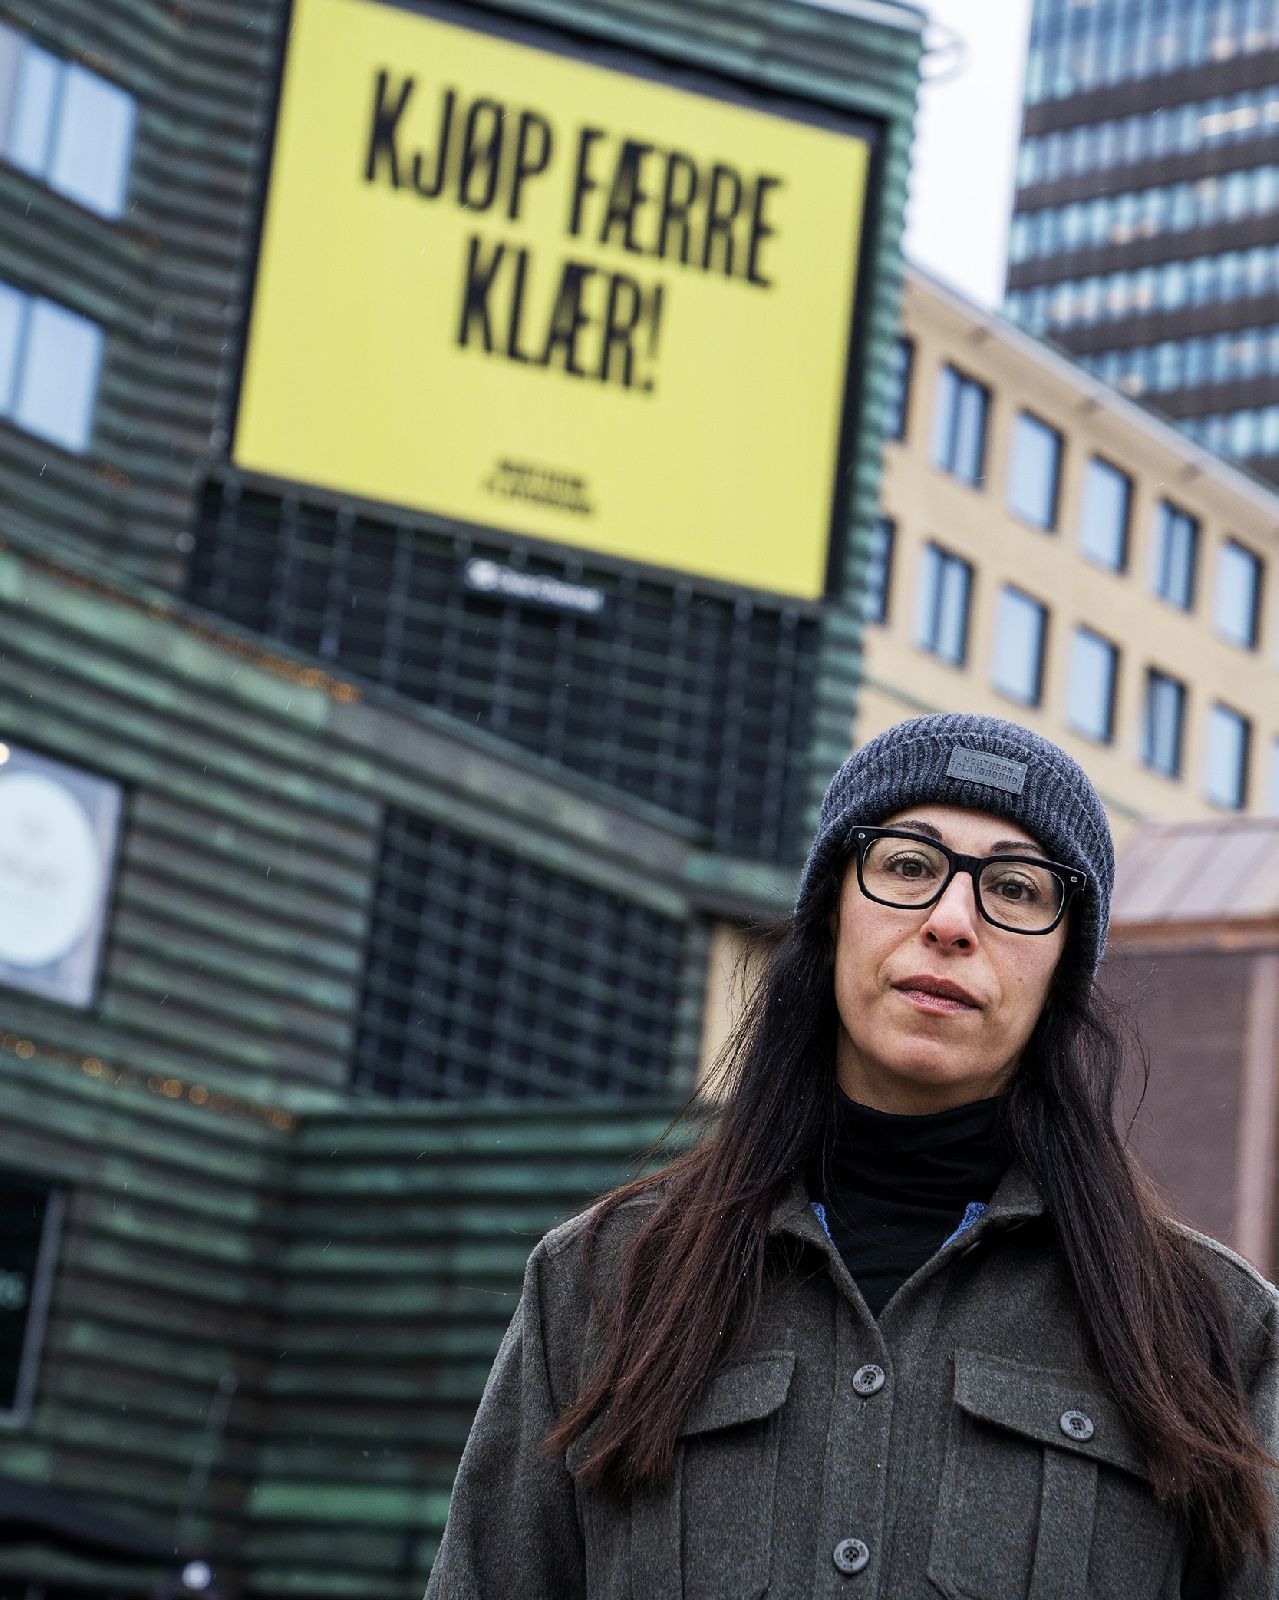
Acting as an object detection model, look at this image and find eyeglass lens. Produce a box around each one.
[861,834,1065,931]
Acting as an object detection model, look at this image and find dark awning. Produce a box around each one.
[0,1475,180,1563]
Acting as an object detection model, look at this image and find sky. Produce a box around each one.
[903,0,1035,310]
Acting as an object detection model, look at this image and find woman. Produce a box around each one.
[425,713,1279,1598]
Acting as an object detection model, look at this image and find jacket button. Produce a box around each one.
[852,1364,885,1396]
[1060,1409,1094,1441]
[832,1538,870,1575]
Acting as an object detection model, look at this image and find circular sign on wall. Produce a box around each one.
[0,771,102,968]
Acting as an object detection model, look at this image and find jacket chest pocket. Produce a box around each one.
[929,1350,1177,1600]
[568,1351,794,1600]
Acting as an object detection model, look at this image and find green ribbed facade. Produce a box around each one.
[0,0,921,1592]
[0,1024,688,1595]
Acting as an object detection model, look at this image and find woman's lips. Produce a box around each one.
[891,978,980,1015]
[896,987,974,1016]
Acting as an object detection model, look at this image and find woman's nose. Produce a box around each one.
[920,871,980,948]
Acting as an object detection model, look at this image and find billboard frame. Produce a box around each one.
[227,0,886,605]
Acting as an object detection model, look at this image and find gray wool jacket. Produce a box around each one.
[424,1166,1279,1599]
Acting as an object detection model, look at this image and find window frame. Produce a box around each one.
[1213,536,1263,649]
[884,337,913,443]
[1007,409,1064,532]
[1150,499,1200,611]
[931,363,990,488]
[862,515,894,625]
[915,540,974,668]
[991,583,1049,707]
[1078,455,1131,572]
[0,277,104,455]
[1204,701,1251,810]
[1066,625,1119,744]
[1141,667,1187,778]
[0,24,137,220]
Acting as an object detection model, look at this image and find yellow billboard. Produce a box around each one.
[234,0,873,600]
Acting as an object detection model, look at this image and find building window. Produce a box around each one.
[1205,703,1250,809]
[884,337,912,441]
[1150,500,1199,609]
[1269,737,1279,816]
[0,25,136,218]
[931,364,989,486]
[1214,538,1263,648]
[992,585,1047,705]
[862,516,893,624]
[0,1172,63,1424]
[1007,411,1063,530]
[0,282,103,452]
[1010,167,1279,265]
[1078,457,1130,571]
[1066,627,1118,743]
[1141,668,1187,777]
[915,542,973,667]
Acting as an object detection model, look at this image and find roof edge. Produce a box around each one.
[903,258,1279,525]
[788,0,927,34]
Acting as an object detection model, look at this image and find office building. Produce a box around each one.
[1005,0,1279,486]
[867,263,1279,844]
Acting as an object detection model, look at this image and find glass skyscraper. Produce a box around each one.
[1005,0,1279,483]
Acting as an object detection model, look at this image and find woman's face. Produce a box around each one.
[831,803,1068,1115]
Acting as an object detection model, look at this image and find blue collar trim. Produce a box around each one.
[808,1196,988,1250]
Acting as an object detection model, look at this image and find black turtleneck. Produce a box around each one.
[812,1090,1008,1318]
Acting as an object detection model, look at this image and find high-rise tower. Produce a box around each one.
[1005,0,1279,485]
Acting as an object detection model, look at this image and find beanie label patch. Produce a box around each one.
[945,747,1027,796]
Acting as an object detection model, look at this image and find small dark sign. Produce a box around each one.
[0,1172,62,1419]
[462,557,607,616]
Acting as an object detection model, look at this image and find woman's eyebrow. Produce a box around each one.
[894,820,1047,858]
[891,819,943,840]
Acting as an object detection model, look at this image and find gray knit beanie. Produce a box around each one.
[796,714,1115,977]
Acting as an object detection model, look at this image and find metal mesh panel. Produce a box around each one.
[354,809,686,1100]
[189,477,818,862]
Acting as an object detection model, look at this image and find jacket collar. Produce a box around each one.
[980,1163,1046,1225]
[766,1160,1046,1247]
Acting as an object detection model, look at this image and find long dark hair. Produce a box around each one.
[547,850,1275,1575]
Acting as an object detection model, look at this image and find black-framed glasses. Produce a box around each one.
[850,827,1087,936]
